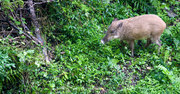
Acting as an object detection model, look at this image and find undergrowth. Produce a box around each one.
[0,0,180,93]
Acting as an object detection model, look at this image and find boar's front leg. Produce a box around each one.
[128,40,135,57]
[152,36,161,53]
[155,39,161,53]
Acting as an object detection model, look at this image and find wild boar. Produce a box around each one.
[101,14,166,57]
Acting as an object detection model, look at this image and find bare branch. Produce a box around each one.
[34,0,55,5]
[24,0,55,6]
[27,0,50,63]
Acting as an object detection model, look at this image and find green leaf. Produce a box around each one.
[21,35,26,39]
[49,83,55,88]
[15,21,21,25]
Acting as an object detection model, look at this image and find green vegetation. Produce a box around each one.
[0,0,180,93]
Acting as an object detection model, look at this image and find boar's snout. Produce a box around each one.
[101,36,109,44]
[101,39,105,44]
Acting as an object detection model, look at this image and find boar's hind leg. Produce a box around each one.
[145,38,151,48]
[129,40,135,57]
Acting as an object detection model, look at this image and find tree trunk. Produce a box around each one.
[27,0,50,63]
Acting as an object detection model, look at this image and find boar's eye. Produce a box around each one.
[110,30,115,33]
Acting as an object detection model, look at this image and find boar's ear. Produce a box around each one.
[113,18,118,21]
[117,22,123,28]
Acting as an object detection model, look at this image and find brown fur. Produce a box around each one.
[101,14,166,57]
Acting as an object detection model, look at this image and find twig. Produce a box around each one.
[5,16,41,45]
[7,28,14,37]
